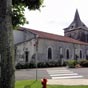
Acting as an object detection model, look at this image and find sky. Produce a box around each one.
[23,0,88,36]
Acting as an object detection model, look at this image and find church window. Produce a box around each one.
[80,50,82,59]
[48,47,52,59]
[66,49,70,59]
[86,50,88,60]
[25,51,29,62]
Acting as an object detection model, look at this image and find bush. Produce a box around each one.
[37,61,62,68]
[47,61,56,67]
[23,63,30,69]
[66,60,77,68]
[29,62,36,68]
[62,61,67,66]
[16,62,36,69]
[37,62,47,68]
[78,60,88,67]
[16,63,25,69]
[66,59,88,68]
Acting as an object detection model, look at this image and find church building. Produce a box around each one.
[14,10,88,65]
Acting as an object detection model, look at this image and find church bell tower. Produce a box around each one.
[64,9,88,42]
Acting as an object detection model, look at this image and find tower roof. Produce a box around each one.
[64,9,88,31]
[74,9,81,21]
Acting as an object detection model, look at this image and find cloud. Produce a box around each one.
[24,0,88,35]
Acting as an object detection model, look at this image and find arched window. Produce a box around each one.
[80,50,82,59]
[25,51,29,62]
[48,48,52,59]
[66,49,70,59]
[86,50,88,60]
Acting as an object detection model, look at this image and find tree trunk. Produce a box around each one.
[0,0,15,88]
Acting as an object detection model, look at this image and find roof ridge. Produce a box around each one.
[20,27,64,37]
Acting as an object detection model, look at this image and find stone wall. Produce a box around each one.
[15,39,36,65]
[65,29,88,43]
[37,38,87,63]
[15,37,88,65]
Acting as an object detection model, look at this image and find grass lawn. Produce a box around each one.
[15,80,88,88]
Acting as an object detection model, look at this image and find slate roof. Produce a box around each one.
[19,27,88,45]
[64,9,88,31]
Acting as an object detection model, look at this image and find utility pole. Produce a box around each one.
[35,35,39,81]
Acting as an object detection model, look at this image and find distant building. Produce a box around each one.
[14,10,88,65]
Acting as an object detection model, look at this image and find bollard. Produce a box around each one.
[41,78,47,88]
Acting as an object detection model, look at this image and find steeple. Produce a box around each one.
[64,9,88,31]
[73,9,81,24]
[64,9,88,43]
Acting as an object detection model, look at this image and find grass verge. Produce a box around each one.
[15,80,88,88]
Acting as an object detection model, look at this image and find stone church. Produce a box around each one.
[14,10,88,65]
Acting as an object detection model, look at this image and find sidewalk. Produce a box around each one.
[47,79,88,85]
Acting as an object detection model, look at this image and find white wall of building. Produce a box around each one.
[15,39,36,64]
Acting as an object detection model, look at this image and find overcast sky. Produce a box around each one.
[23,0,88,35]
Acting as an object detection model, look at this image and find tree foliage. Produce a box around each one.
[12,0,43,28]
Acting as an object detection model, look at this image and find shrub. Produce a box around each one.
[23,63,30,69]
[78,60,88,67]
[16,63,24,69]
[47,61,62,67]
[37,62,47,68]
[62,61,67,66]
[29,62,36,68]
[66,60,77,68]
[37,61,61,68]
[48,61,55,67]
[16,62,36,69]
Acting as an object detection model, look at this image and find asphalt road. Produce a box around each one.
[15,68,51,80]
[15,67,88,80]
[70,67,88,79]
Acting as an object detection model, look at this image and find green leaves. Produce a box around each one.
[12,4,27,29]
[12,0,43,10]
[24,0,43,10]
[12,0,43,29]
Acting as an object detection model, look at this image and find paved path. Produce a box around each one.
[47,79,88,85]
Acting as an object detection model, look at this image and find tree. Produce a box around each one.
[12,0,43,28]
[0,0,43,88]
